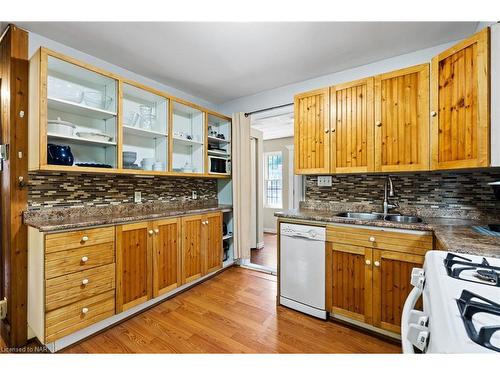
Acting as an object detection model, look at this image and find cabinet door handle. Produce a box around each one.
[325,129,330,134]
[81,307,89,314]
[81,256,89,263]
[148,230,154,235]
[365,260,371,265]
[81,278,89,285]
[374,261,381,267]
[81,235,89,242]
[154,229,159,234]
[431,111,437,117]
[369,236,376,242]
[375,121,382,127]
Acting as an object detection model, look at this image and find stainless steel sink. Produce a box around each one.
[336,212,423,223]
[336,212,384,220]
[384,214,422,223]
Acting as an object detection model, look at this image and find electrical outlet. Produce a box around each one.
[134,191,142,203]
[192,191,197,200]
[317,176,332,187]
[0,298,7,320]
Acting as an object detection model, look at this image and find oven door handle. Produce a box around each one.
[401,286,423,354]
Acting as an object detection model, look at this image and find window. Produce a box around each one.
[264,151,283,208]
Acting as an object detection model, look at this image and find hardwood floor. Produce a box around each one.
[250,233,277,269]
[62,267,400,353]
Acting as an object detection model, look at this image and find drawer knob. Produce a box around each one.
[154,229,159,234]
[81,256,89,263]
[365,260,371,265]
[82,278,89,285]
[81,235,89,242]
[375,121,382,127]
[374,261,381,267]
[148,230,154,235]
[81,307,89,314]
[369,236,376,242]
[431,111,437,117]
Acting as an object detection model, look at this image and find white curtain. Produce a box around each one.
[232,112,251,260]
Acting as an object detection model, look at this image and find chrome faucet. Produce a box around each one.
[383,176,399,215]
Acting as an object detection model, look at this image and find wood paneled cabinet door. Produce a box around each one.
[326,243,373,324]
[430,28,490,170]
[374,64,430,172]
[152,218,182,298]
[371,250,424,333]
[294,88,330,174]
[181,215,204,284]
[116,222,153,313]
[204,212,223,274]
[330,78,375,173]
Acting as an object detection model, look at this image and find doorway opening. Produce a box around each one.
[246,105,303,273]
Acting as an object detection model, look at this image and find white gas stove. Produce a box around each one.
[402,250,500,354]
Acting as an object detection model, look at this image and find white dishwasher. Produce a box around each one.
[279,223,327,319]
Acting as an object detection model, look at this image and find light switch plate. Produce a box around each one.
[317,176,332,187]
[192,191,198,200]
[134,191,142,203]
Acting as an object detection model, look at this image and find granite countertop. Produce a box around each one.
[24,202,232,232]
[275,208,500,258]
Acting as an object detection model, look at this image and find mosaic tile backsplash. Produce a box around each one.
[303,169,500,218]
[28,171,218,209]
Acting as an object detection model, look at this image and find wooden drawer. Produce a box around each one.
[45,242,115,279]
[45,263,115,312]
[45,226,115,254]
[45,290,115,343]
[326,224,433,255]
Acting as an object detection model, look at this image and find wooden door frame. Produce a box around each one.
[0,24,29,348]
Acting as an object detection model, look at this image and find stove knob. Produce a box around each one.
[407,323,430,352]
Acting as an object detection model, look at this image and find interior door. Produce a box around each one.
[152,218,182,297]
[372,249,424,333]
[374,64,430,172]
[330,78,374,173]
[294,88,330,174]
[430,28,490,170]
[327,242,373,324]
[116,222,152,312]
[181,215,203,284]
[204,212,223,274]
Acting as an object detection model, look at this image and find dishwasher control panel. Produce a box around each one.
[280,223,326,241]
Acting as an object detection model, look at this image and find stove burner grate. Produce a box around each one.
[444,253,500,287]
[456,289,500,353]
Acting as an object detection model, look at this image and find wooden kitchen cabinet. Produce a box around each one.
[204,212,223,274]
[181,215,204,284]
[116,222,153,312]
[181,212,223,284]
[326,224,432,334]
[374,64,430,172]
[326,242,373,324]
[152,218,182,297]
[294,88,330,174]
[372,249,424,333]
[430,28,490,170]
[330,78,374,173]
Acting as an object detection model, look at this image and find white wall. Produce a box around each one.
[262,137,294,232]
[217,40,462,115]
[28,31,218,111]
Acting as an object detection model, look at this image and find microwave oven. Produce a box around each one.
[209,156,230,174]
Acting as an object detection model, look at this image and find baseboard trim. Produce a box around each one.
[263,228,277,234]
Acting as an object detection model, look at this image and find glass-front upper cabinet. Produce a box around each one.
[171,101,205,174]
[121,83,168,172]
[46,55,118,169]
[207,113,231,175]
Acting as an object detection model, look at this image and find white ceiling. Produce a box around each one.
[18,22,478,104]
